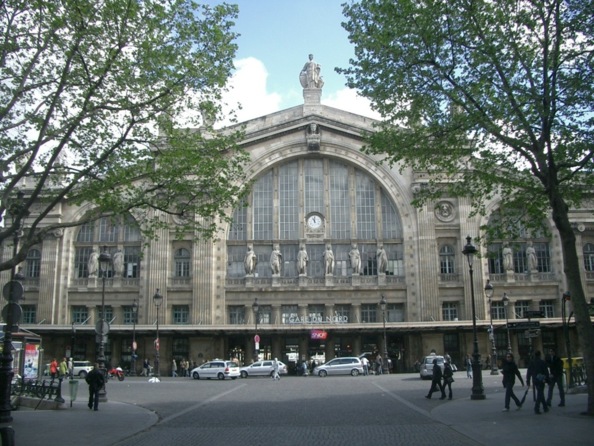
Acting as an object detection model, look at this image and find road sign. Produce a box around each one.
[524,329,540,338]
[508,321,540,330]
[525,310,544,318]
[95,320,110,335]
[2,281,24,302]
[254,334,260,343]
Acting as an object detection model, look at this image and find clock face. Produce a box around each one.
[307,215,322,229]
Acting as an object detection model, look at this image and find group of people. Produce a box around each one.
[171,358,194,377]
[48,357,72,380]
[425,356,455,400]
[502,348,565,414]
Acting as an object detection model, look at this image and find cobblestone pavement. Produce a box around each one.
[4,371,592,446]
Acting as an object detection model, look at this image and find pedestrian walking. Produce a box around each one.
[465,354,472,378]
[142,358,150,377]
[49,358,58,380]
[85,363,105,411]
[59,357,68,379]
[375,354,383,375]
[68,357,73,379]
[443,359,454,400]
[361,356,370,375]
[272,358,281,381]
[501,352,525,411]
[425,358,446,399]
[545,348,565,407]
[526,350,550,414]
[172,359,178,377]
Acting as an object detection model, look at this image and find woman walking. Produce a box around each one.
[501,352,525,411]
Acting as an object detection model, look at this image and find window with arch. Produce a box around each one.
[174,248,191,277]
[74,215,141,278]
[25,248,41,278]
[584,243,594,271]
[226,158,404,278]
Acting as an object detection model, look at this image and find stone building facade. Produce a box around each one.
[4,56,593,375]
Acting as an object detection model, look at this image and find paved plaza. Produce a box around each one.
[3,371,592,445]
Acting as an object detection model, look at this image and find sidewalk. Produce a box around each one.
[430,385,592,446]
[0,398,157,446]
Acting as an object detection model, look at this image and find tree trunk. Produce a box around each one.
[551,194,594,415]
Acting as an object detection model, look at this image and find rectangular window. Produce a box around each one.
[253,171,273,240]
[487,243,504,274]
[308,305,325,322]
[304,159,324,216]
[97,306,114,323]
[258,305,272,325]
[539,300,555,318]
[329,162,351,239]
[229,202,247,241]
[22,305,36,324]
[355,171,376,239]
[172,338,189,359]
[334,305,351,322]
[99,216,118,242]
[123,306,137,325]
[281,305,298,324]
[228,306,245,325]
[72,306,89,324]
[386,303,404,322]
[515,300,530,319]
[124,247,141,278]
[442,302,458,321]
[173,305,189,324]
[361,304,377,323]
[75,247,93,278]
[491,302,506,320]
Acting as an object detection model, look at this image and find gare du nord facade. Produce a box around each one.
[5,58,592,376]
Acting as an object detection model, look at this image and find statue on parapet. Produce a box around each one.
[300,54,324,89]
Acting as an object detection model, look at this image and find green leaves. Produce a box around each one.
[0,0,246,270]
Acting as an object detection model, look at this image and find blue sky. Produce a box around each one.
[212,0,379,123]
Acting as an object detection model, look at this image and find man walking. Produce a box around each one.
[425,358,446,400]
[501,352,524,411]
[272,358,281,381]
[526,351,550,414]
[546,348,565,407]
[85,363,105,411]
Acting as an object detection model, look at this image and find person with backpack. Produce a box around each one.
[443,359,455,400]
[85,363,105,411]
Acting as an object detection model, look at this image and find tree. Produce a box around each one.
[0,0,249,273]
[339,0,594,414]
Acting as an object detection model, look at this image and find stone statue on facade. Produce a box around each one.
[297,244,309,275]
[526,241,537,272]
[323,244,335,275]
[270,244,283,275]
[502,243,513,272]
[244,246,257,275]
[113,249,124,277]
[377,244,388,274]
[299,54,324,89]
[88,250,99,277]
[349,243,361,275]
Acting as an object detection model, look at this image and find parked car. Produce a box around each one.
[419,354,445,380]
[239,360,287,378]
[191,360,240,380]
[313,357,363,377]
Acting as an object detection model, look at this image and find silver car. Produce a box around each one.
[313,357,363,377]
[239,360,287,378]
[191,360,240,380]
[419,354,445,380]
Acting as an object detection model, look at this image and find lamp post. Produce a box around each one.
[97,247,111,400]
[484,280,499,375]
[70,323,77,376]
[379,295,389,374]
[131,299,138,376]
[153,290,163,379]
[502,293,512,353]
[252,298,260,362]
[561,291,573,388]
[0,192,25,426]
[462,235,485,400]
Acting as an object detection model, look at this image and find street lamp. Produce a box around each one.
[561,291,573,388]
[131,299,138,376]
[71,322,77,375]
[462,235,485,400]
[379,295,389,374]
[97,246,111,400]
[153,290,163,380]
[502,293,512,353]
[484,280,499,375]
[0,191,25,425]
[252,298,260,362]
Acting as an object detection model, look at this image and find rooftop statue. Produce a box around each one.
[299,54,324,89]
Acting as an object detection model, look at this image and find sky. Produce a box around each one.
[211,0,381,123]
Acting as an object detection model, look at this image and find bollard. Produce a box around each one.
[68,380,79,407]
[0,426,15,446]
[54,378,65,404]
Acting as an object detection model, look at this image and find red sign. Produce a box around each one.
[254,335,260,343]
[154,338,160,351]
[310,330,327,340]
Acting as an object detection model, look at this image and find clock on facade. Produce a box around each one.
[306,214,323,229]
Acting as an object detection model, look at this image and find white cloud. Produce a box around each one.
[322,88,382,120]
[220,57,282,125]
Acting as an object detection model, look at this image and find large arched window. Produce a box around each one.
[227,158,404,278]
[74,215,141,278]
